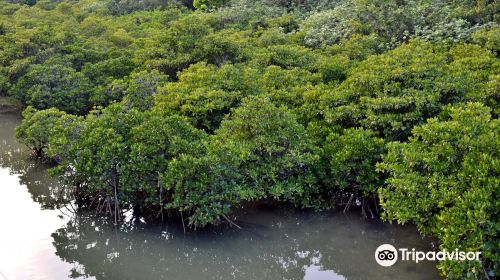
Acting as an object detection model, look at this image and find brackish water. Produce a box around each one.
[0,110,442,280]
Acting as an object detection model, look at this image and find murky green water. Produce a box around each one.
[0,111,441,280]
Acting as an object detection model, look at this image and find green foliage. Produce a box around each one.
[7,1,500,277]
[266,44,317,70]
[301,6,354,47]
[15,106,80,157]
[14,61,92,114]
[321,128,385,195]
[122,70,168,111]
[164,96,319,226]
[137,13,213,76]
[323,40,498,141]
[106,0,185,16]
[125,110,207,208]
[211,96,318,203]
[378,103,499,279]
[472,26,500,53]
[325,34,383,61]
[51,104,143,201]
[323,41,446,139]
[301,0,499,48]
[44,101,209,218]
[439,43,499,105]
[193,0,227,11]
[162,153,236,227]
[155,62,260,132]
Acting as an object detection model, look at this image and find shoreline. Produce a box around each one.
[0,96,21,114]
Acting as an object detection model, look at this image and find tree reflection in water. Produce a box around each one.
[51,206,440,280]
[0,112,72,210]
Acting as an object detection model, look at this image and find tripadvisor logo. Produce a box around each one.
[375,244,398,267]
[375,244,481,267]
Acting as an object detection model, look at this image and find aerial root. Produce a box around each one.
[343,193,354,213]
[222,214,242,229]
[180,211,186,234]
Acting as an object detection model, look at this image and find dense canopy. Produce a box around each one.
[3,0,499,279]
